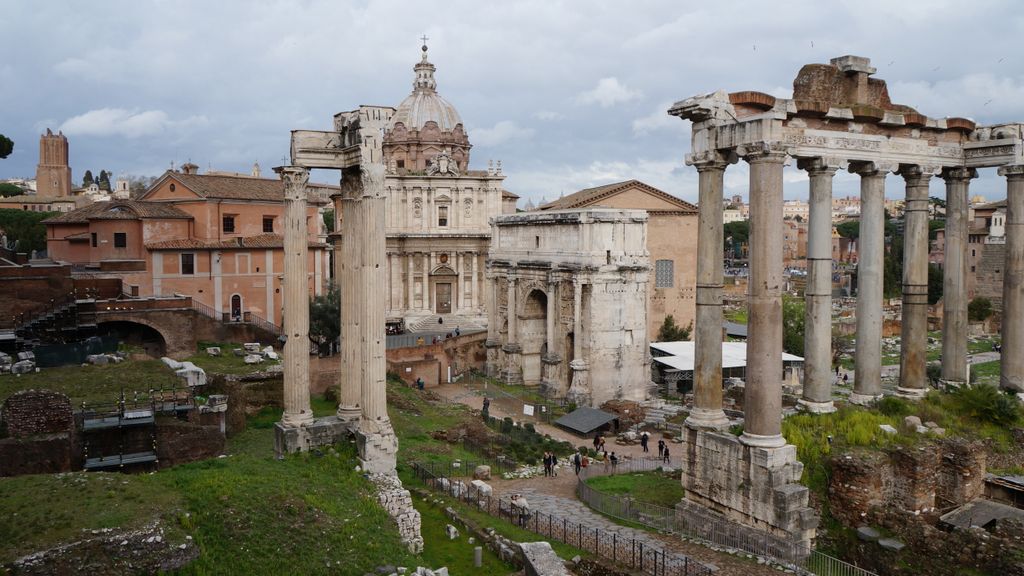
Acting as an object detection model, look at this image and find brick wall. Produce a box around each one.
[385,331,488,388]
[1,390,73,438]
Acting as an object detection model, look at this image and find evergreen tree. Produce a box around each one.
[309,283,340,355]
[98,170,111,191]
[0,134,13,159]
[82,170,94,187]
[656,314,692,342]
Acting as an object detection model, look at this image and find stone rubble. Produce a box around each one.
[368,472,424,553]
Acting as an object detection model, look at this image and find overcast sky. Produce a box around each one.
[2,0,1023,205]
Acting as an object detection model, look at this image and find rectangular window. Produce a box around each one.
[262,216,274,233]
[655,259,674,288]
[223,215,236,233]
[438,206,448,227]
[113,232,127,248]
[181,253,195,275]
[396,159,405,169]
[90,233,97,247]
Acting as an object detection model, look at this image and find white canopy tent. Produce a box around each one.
[650,341,804,372]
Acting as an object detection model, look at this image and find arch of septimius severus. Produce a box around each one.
[670,55,1023,548]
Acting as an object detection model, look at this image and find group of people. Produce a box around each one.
[542,451,559,476]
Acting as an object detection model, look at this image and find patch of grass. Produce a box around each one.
[388,380,483,465]
[724,308,748,324]
[0,358,179,406]
[970,360,1001,384]
[187,341,275,376]
[584,470,684,508]
[413,497,515,574]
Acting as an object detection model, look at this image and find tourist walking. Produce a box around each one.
[511,494,530,526]
[542,452,552,477]
[573,450,582,475]
[657,439,665,459]
[663,445,671,464]
[551,453,558,477]
[482,397,490,421]
[592,434,601,451]
[609,451,619,467]
[640,431,649,453]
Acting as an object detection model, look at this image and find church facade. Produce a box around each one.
[331,44,516,330]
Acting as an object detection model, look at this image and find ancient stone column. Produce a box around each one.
[741,144,787,448]
[687,154,730,430]
[502,275,522,383]
[897,165,935,398]
[279,166,314,428]
[545,277,557,356]
[798,158,840,413]
[422,253,431,311]
[999,165,1024,392]
[941,167,977,387]
[507,276,518,343]
[849,162,888,405]
[337,179,363,423]
[406,254,414,312]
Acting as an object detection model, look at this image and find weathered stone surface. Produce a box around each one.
[879,424,898,435]
[857,526,881,541]
[878,537,906,552]
[205,347,221,356]
[243,354,263,364]
[445,524,459,540]
[473,465,491,480]
[368,472,423,553]
[520,542,570,576]
[11,360,35,374]
[904,415,922,428]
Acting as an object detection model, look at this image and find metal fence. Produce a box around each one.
[457,373,569,425]
[577,459,877,576]
[411,460,713,576]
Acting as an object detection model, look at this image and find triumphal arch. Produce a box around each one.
[670,55,1024,549]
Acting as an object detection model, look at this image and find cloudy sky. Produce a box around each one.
[2,0,1023,205]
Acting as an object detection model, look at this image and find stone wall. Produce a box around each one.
[155,417,225,469]
[368,472,423,553]
[386,331,488,388]
[975,242,1006,307]
[1,390,74,438]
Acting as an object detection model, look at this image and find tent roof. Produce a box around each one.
[554,407,617,435]
[650,341,803,372]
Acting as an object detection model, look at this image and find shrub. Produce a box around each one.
[968,297,994,322]
[876,396,912,417]
[926,363,942,385]
[952,384,1020,427]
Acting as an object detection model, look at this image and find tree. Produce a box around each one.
[656,314,692,342]
[927,263,943,305]
[832,330,854,366]
[782,295,805,356]
[82,170,94,188]
[323,209,335,233]
[98,170,111,191]
[968,297,994,322]
[0,183,23,197]
[929,219,945,242]
[0,134,12,159]
[0,208,56,253]
[835,220,859,239]
[127,175,157,197]
[308,283,340,355]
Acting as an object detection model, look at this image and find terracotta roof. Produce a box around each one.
[538,180,697,213]
[0,194,78,204]
[64,232,91,241]
[145,233,327,251]
[43,200,192,224]
[152,172,330,205]
[502,189,520,199]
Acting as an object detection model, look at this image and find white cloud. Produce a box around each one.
[632,101,683,136]
[534,110,564,121]
[59,108,207,139]
[507,157,696,205]
[575,77,643,108]
[890,73,1024,120]
[470,120,534,147]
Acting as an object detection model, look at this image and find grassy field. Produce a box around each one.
[584,470,684,508]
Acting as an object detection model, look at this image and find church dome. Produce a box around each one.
[388,45,463,131]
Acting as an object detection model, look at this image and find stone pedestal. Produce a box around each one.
[567,359,590,406]
[540,354,563,397]
[356,422,398,475]
[484,339,501,378]
[501,343,523,384]
[682,427,817,549]
[273,416,352,458]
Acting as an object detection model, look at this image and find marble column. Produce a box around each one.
[741,144,787,448]
[406,254,414,313]
[470,252,479,311]
[798,158,840,413]
[941,167,976,386]
[1000,165,1024,392]
[422,253,431,312]
[568,278,588,404]
[502,275,522,384]
[507,276,518,343]
[279,166,314,428]
[545,278,557,356]
[337,180,362,423]
[849,162,888,405]
[897,165,935,397]
[687,154,730,430]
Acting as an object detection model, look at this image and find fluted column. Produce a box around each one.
[359,165,389,427]
[279,166,314,427]
[507,276,518,343]
[849,162,889,405]
[941,167,977,386]
[406,254,414,312]
[337,179,362,422]
[897,165,936,397]
[470,252,479,311]
[798,158,840,412]
[687,153,730,430]
[740,144,787,448]
[1000,165,1024,392]
[546,277,557,356]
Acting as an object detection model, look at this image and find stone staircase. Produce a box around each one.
[406,313,486,334]
[641,398,686,427]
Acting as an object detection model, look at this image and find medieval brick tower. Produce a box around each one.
[36,129,72,197]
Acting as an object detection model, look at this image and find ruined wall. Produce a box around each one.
[155,417,225,468]
[386,331,488,388]
[0,390,76,476]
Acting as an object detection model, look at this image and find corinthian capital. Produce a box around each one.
[737,141,791,163]
[276,166,310,201]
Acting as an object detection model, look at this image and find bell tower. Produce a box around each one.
[36,129,72,197]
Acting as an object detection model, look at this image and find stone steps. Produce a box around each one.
[407,313,486,333]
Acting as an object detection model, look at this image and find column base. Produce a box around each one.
[336,404,361,424]
[357,418,398,475]
[739,431,787,449]
[685,407,730,431]
[847,392,883,406]
[796,399,837,414]
[894,387,927,400]
[274,416,352,458]
[939,379,967,391]
[280,410,315,428]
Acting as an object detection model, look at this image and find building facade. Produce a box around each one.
[538,180,697,339]
[486,208,650,407]
[45,166,331,324]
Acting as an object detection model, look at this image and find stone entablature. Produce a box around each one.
[486,209,650,406]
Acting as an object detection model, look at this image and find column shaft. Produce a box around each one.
[941,168,976,385]
[423,253,431,311]
[360,190,389,424]
[1000,165,1024,391]
[507,276,518,343]
[338,193,362,421]
[546,279,557,355]
[280,167,313,427]
[800,160,838,411]
[406,254,414,312]
[898,167,933,397]
[688,158,729,429]
[572,280,582,360]
[851,165,886,403]
[742,147,787,447]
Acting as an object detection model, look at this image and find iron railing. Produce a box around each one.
[411,460,713,576]
[577,459,878,576]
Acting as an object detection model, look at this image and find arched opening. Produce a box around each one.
[97,321,167,358]
[230,294,242,321]
[519,288,547,385]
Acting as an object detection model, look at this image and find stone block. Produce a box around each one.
[924,421,939,429]
[243,342,261,353]
[904,415,922,428]
[445,524,459,539]
[878,538,905,552]
[206,347,221,356]
[473,465,491,480]
[86,354,109,365]
[879,424,898,435]
[857,526,881,541]
[11,360,35,374]
[469,480,492,498]
[232,348,244,357]
[17,351,35,362]
[244,354,264,364]
[262,346,279,360]
[520,542,570,576]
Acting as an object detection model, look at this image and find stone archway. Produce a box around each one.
[430,264,457,314]
[519,288,547,385]
[97,320,168,358]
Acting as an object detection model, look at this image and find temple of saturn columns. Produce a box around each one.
[274,106,422,552]
[669,55,1024,548]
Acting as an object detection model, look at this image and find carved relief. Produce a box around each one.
[412,197,422,219]
[559,280,574,324]
[464,197,473,219]
[426,151,460,176]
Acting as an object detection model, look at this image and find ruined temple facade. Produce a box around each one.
[485,209,650,407]
[671,55,1024,550]
[331,45,515,329]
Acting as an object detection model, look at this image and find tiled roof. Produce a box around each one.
[158,172,331,205]
[538,179,697,213]
[502,189,520,199]
[43,200,192,224]
[0,194,78,204]
[145,233,327,250]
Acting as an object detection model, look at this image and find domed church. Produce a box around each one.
[334,43,517,331]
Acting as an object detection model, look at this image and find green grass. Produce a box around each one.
[388,381,484,465]
[584,470,684,508]
[971,360,1001,384]
[413,496,515,574]
[724,308,748,324]
[0,358,180,406]
[187,341,275,376]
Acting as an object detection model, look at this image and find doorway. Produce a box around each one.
[435,283,452,314]
[231,294,242,321]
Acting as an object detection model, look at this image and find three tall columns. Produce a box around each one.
[941,168,977,387]
[999,165,1024,392]
[280,166,315,427]
[849,162,889,405]
[896,166,935,397]
[687,153,730,430]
